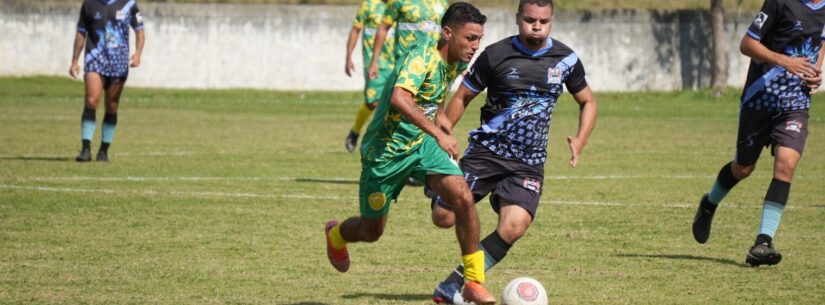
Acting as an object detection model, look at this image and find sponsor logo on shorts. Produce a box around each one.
[522,177,542,193]
[785,120,803,133]
[368,192,387,211]
[753,12,768,29]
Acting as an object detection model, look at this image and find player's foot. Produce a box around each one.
[345,131,358,153]
[325,220,350,272]
[406,177,424,187]
[75,148,92,162]
[432,281,465,304]
[96,150,109,162]
[746,242,782,267]
[462,281,495,305]
[692,194,716,244]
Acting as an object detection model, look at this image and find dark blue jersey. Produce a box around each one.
[462,36,588,166]
[742,0,825,111]
[77,0,144,77]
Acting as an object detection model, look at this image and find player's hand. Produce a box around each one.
[345,59,355,77]
[782,56,819,79]
[802,72,822,94]
[566,136,585,168]
[436,133,460,159]
[368,62,379,80]
[130,53,141,68]
[435,114,453,136]
[69,62,80,79]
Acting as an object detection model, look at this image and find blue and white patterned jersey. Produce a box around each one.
[742,0,825,112]
[77,0,144,77]
[461,36,588,166]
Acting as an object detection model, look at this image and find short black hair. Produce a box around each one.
[441,2,487,28]
[517,0,554,15]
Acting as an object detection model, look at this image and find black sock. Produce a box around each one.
[100,142,110,153]
[82,139,91,150]
[756,234,773,246]
[718,161,741,189]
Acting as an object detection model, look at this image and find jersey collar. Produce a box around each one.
[512,36,554,57]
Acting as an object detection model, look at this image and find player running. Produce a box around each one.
[70,0,145,162]
[429,0,597,303]
[324,3,496,304]
[344,0,396,152]
[692,0,824,267]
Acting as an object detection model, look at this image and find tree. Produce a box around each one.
[710,0,728,91]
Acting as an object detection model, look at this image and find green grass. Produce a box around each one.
[1,76,824,304]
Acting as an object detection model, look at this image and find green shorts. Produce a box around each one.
[363,67,393,105]
[359,135,463,219]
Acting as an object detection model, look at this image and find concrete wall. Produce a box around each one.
[0,1,758,91]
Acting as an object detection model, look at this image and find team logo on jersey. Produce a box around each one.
[116,10,126,21]
[753,12,768,30]
[547,68,562,84]
[506,67,520,79]
[93,12,102,20]
[793,20,803,32]
[368,192,387,211]
[785,120,803,133]
[522,177,542,193]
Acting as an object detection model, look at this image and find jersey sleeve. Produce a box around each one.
[565,59,588,95]
[383,0,401,26]
[130,2,144,31]
[746,0,779,41]
[76,3,90,34]
[353,1,368,29]
[461,50,491,93]
[394,49,430,96]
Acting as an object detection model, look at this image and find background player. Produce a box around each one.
[324,3,496,303]
[428,0,598,303]
[692,0,824,267]
[70,0,145,162]
[344,0,396,152]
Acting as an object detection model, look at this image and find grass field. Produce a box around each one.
[1,76,824,304]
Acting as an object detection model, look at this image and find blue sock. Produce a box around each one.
[81,107,96,142]
[757,179,790,239]
[101,112,117,145]
[707,162,741,205]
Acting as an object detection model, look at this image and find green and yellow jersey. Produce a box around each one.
[354,0,395,78]
[383,0,448,62]
[361,42,467,162]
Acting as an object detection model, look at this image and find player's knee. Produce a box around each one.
[732,162,755,179]
[498,222,529,244]
[431,208,455,228]
[360,223,385,242]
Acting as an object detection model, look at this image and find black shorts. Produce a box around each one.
[736,108,809,166]
[433,147,544,219]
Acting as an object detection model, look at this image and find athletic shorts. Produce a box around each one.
[85,71,128,90]
[736,108,809,166]
[359,135,463,219]
[433,146,544,219]
[363,67,393,105]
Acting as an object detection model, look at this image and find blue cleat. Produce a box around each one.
[432,281,466,304]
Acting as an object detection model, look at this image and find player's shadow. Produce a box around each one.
[342,292,432,302]
[293,178,359,185]
[0,156,72,162]
[616,253,748,268]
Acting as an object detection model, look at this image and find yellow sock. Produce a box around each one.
[351,103,373,133]
[462,250,486,284]
[328,225,348,250]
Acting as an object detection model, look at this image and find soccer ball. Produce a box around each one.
[500,277,548,305]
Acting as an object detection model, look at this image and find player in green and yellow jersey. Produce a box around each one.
[367,0,449,80]
[344,0,397,152]
[325,3,496,304]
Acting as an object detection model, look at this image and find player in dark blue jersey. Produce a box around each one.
[692,0,824,267]
[429,1,597,303]
[70,0,145,162]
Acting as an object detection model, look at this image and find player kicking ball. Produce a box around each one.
[325,3,495,304]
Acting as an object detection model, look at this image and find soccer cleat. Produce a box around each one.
[462,281,495,305]
[96,150,109,162]
[345,131,358,153]
[325,220,350,272]
[692,194,716,244]
[746,242,782,267]
[75,148,92,162]
[432,281,466,304]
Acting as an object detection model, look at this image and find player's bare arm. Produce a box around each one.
[130,29,145,68]
[567,86,597,168]
[445,84,480,129]
[368,22,391,80]
[803,41,825,93]
[345,26,361,77]
[390,87,459,157]
[69,31,85,79]
[740,35,819,78]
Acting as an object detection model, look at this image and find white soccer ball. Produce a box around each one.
[500,277,548,305]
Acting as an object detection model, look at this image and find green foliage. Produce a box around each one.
[1,76,824,304]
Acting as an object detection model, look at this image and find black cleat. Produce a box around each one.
[75,148,92,162]
[345,131,358,153]
[746,242,782,267]
[95,150,109,162]
[692,194,716,244]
